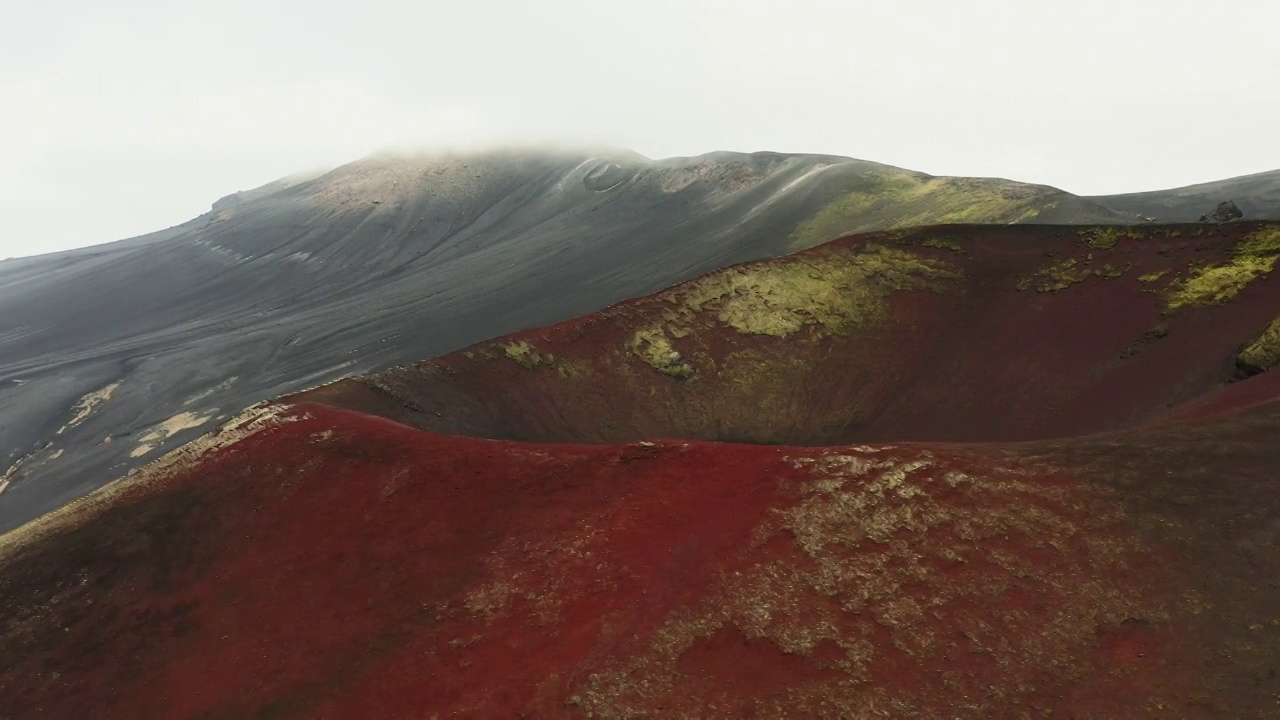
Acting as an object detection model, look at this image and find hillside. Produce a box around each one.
[293,222,1280,445]
[1091,168,1280,222]
[0,149,1125,532]
[2,222,1278,717]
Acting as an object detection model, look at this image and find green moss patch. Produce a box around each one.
[921,237,964,253]
[789,171,920,250]
[1077,227,1140,250]
[1094,263,1124,279]
[1238,316,1280,375]
[501,340,556,370]
[628,328,696,379]
[620,245,958,377]
[1238,227,1280,257]
[555,359,593,379]
[674,245,960,338]
[1017,258,1094,292]
[1166,227,1280,309]
[789,173,1054,251]
[1166,258,1276,309]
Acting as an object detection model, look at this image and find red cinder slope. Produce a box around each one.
[294,222,1280,445]
[2,222,1280,718]
[2,399,1278,717]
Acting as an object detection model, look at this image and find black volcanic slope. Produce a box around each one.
[0,149,1131,530]
[1091,168,1280,222]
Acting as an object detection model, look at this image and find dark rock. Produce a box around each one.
[1198,200,1244,223]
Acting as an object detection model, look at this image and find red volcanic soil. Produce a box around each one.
[2,222,1279,718]
[293,222,1280,446]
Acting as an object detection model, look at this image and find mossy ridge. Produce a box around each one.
[620,245,957,379]
[789,172,1054,251]
[672,245,960,338]
[1238,316,1280,375]
[788,170,920,251]
[882,178,1050,230]
[1165,227,1280,309]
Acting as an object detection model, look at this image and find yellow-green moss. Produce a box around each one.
[501,340,555,370]
[921,237,964,253]
[1167,257,1276,308]
[1017,257,1093,292]
[555,359,593,379]
[789,171,920,250]
[628,328,696,379]
[1238,316,1280,373]
[674,245,959,337]
[790,173,1055,251]
[1138,270,1170,283]
[1094,263,1124,279]
[1078,227,1140,250]
[1238,227,1280,257]
[1166,227,1280,309]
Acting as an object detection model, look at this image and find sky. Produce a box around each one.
[2,0,1278,258]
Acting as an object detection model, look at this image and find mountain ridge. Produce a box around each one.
[2,220,1278,716]
[0,147,1274,532]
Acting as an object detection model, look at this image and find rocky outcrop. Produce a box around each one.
[1200,200,1245,223]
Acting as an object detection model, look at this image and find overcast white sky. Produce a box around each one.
[2,0,1277,257]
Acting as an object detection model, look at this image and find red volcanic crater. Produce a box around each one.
[3,222,1280,718]
[293,222,1280,446]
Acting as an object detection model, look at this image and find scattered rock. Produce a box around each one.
[1120,323,1169,360]
[1199,200,1244,223]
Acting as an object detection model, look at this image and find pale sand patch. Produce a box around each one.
[0,443,54,496]
[58,382,121,435]
[130,411,218,458]
[1,404,306,558]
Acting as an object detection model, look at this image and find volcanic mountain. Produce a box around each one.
[2,221,1278,717]
[0,148,1138,531]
